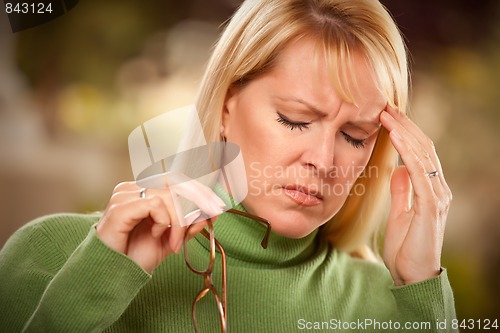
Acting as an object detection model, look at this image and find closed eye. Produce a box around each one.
[341,131,366,149]
[276,112,311,131]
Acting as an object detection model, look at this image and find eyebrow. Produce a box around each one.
[275,96,382,133]
[275,96,328,117]
[345,120,381,135]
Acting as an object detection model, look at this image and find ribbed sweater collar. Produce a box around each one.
[192,184,321,268]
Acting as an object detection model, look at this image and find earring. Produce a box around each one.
[220,125,226,142]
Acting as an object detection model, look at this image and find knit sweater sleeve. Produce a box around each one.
[390,269,458,332]
[0,214,151,332]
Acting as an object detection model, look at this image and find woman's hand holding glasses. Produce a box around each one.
[96,180,225,273]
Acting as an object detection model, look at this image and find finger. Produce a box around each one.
[381,110,432,171]
[380,112,440,183]
[167,218,187,254]
[122,186,203,233]
[384,166,413,266]
[184,215,219,243]
[391,133,446,215]
[184,209,203,226]
[141,185,222,253]
[106,196,170,232]
[170,179,225,224]
[145,183,186,254]
[97,196,170,253]
[134,172,225,225]
[185,219,209,242]
[380,116,434,201]
[168,172,226,208]
[381,109,448,198]
[108,188,145,205]
[386,105,438,155]
[115,177,226,215]
[112,181,139,194]
[385,106,445,178]
[158,185,181,231]
[390,166,412,215]
[107,188,174,239]
[150,217,172,239]
[381,113,452,258]
[122,174,225,248]
[169,213,219,253]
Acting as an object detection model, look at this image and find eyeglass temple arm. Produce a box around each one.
[218,167,271,249]
[225,208,271,249]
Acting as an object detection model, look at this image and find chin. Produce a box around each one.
[242,199,327,239]
[265,212,322,239]
[272,225,315,239]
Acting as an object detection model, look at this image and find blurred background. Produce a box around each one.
[0,0,499,324]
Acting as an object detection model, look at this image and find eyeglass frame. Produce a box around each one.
[183,208,272,333]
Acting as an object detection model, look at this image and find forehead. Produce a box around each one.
[269,38,387,114]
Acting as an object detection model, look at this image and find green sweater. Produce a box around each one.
[0,206,457,332]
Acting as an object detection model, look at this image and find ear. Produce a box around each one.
[221,85,239,138]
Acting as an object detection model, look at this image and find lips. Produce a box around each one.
[283,184,323,206]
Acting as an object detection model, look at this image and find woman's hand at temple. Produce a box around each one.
[96,181,225,273]
[380,106,453,286]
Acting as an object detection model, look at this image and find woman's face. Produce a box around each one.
[222,38,386,238]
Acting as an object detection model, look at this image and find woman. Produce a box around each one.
[0,0,456,332]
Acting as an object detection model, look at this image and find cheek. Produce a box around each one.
[231,110,290,162]
[354,147,374,169]
[334,142,376,183]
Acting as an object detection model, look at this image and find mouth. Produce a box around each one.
[282,184,323,206]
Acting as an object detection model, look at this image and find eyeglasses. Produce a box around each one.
[183,208,271,333]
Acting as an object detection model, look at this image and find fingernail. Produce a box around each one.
[213,195,226,208]
[209,202,224,216]
[184,210,202,226]
[193,212,210,224]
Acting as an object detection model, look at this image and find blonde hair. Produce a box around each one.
[195,0,409,259]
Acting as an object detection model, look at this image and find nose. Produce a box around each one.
[302,129,336,175]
